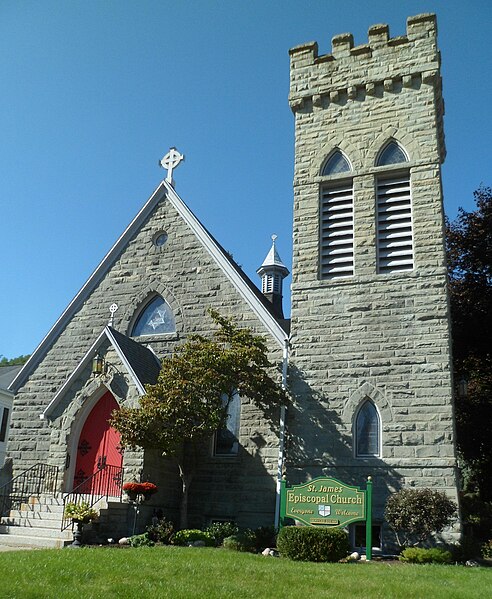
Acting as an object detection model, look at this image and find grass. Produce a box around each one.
[0,546,491,599]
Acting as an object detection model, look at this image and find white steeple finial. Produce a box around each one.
[159,147,185,187]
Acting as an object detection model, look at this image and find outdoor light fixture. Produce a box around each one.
[92,353,105,376]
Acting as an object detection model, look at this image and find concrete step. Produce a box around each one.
[7,509,63,521]
[1,517,63,530]
[0,533,69,549]
[27,496,64,507]
[0,524,73,540]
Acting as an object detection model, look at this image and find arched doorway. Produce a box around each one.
[73,391,123,495]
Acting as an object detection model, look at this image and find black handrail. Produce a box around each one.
[0,463,59,518]
[61,464,123,531]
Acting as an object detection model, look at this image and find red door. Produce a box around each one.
[73,391,123,495]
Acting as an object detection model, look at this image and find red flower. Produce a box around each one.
[122,482,158,494]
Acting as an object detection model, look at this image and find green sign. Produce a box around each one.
[284,477,365,527]
[280,476,373,560]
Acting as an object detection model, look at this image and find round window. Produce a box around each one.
[153,231,168,247]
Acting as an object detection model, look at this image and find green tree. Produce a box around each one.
[385,488,457,547]
[111,309,286,528]
[0,355,30,366]
[446,185,492,501]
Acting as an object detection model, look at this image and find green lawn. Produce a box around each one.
[0,546,490,599]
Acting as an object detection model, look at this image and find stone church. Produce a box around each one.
[1,13,460,549]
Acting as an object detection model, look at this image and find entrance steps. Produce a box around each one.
[0,494,127,549]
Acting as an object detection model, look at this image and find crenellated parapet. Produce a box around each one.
[289,13,445,162]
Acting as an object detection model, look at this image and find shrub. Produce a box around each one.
[203,522,239,546]
[223,531,256,553]
[481,539,492,559]
[129,533,155,547]
[146,518,174,544]
[64,501,98,523]
[276,526,349,562]
[400,547,453,564]
[173,529,215,547]
[385,488,457,547]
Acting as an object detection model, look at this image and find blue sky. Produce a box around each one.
[1,1,490,358]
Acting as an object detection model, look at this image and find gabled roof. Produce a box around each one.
[40,326,160,420]
[0,366,22,394]
[11,179,288,393]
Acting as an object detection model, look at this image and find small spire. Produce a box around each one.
[258,234,290,275]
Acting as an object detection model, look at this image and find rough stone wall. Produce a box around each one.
[288,14,460,544]
[8,190,284,528]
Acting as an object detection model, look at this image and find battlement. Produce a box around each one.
[289,13,440,110]
[290,13,437,62]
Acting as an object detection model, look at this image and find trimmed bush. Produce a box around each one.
[128,533,155,547]
[276,526,349,562]
[146,518,174,544]
[400,547,453,564]
[223,531,256,553]
[173,529,215,547]
[203,522,239,546]
[385,488,457,547]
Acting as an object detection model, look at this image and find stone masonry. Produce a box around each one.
[287,14,460,545]
[8,190,284,529]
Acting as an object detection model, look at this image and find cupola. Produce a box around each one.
[257,235,290,319]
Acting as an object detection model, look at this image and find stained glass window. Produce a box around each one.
[132,296,175,336]
[322,151,351,176]
[356,400,380,457]
[377,142,408,166]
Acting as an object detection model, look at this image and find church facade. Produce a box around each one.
[4,13,460,548]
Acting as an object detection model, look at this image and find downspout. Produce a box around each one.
[274,337,289,528]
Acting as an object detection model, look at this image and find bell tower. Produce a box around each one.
[287,13,460,545]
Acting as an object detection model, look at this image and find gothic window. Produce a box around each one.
[322,150,351,176]
[214,392,241,457]
[131,295,175,337]
[376,142,413,273]
[377,141,408,166]
[355,400,380,457]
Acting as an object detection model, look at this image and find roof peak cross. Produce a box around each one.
[159,147,185,187]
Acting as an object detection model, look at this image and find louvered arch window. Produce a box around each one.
[320,151,354,279]
[376,142,413,273]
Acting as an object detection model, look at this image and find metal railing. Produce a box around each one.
[61,464,124,531]
[0,463,59,518]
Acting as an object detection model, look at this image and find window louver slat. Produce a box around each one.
[377,175,413,273]
[320,183,354,278]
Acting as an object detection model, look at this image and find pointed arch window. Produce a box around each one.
[377,141,408,166]
[131,295,175,337]
[355,400,380,457]
[376,142,413,273]
[320,151,354,279]
[214,392,241,457]
[322,150,351,176]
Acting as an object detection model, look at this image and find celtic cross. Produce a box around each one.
[159,147,185,186]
